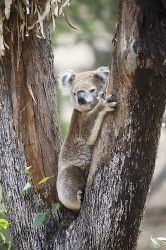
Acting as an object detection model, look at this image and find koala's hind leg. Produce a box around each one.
[57,166,86,212]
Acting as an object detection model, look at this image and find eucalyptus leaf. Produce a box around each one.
[51,203,60,215]
[0,219,10,230]
[37,176,53,186]
[8,241,11,250]
[22,182,32,192]
[0,232,6,243]
[32,213,46,229]
[20,191,25,198]
[24,166,32,174]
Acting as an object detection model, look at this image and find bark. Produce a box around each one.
[2,18,62,199]
[0,15,62,250]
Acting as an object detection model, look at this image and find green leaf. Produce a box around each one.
[20,182,32,197]
[32,213,46,229]
[0,219,10,230]
[22,182,32,191]
[0,233,5,243]
[20,191,25,198]
[151,237,160,248]
[51,203,60,215]
[8,241,11,250]
[0,210,5,214]
[24,166,32,174]
[37,176,53,186]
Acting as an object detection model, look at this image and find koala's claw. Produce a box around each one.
[106,95,118,108]
[105,94,118,111]
[110,101,118,108]
[97,92,118,111]
[77,189,84,204]
[98,91,105,100]
[106,94,116,103]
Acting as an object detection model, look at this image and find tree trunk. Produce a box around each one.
[1,0,166,250]
[0,16,62,250]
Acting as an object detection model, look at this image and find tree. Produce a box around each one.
[0,1,63,249]
[0,0,166,249]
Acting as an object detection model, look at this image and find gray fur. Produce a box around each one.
[57,67,117,211]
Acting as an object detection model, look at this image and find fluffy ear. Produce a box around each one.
[95,67,110,83]
[58,69,75,96]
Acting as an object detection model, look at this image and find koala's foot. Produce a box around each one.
[77,189,85,205]
[98,91,118,112]
[57,166,86,212]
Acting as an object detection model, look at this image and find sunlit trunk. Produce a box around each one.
[0,18,61,249]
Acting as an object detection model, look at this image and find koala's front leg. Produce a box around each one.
[87,92,117,145]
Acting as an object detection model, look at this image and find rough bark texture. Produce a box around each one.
[52,1,166,249]
[0,17,62,250]
[2,17,62,200]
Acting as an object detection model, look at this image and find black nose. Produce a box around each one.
[77,90,86,105]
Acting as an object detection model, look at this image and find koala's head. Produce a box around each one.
[58,67,109,112]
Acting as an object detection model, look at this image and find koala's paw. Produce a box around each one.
[97,91,106,106]
[98,92,118,112]
[105,94,118,111]
[77,189,84,204]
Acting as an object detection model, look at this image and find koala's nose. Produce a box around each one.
[77,90,86,105]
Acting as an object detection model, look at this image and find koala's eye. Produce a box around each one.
[89,88,96,93]
[73,92,76,96]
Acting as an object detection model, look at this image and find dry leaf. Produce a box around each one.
[0,18,5,57]
[64,8,77,30]
[37,10,45,38]
[27,82,37,104]
[36,0,50,23]
[4,0,13,19]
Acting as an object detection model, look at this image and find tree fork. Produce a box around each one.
[53,1,166,249]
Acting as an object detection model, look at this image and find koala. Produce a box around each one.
[57,67,117,212]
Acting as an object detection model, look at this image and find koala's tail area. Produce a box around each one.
[57,166,86,212]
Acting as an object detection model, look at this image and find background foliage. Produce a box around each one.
[52,0,117,69]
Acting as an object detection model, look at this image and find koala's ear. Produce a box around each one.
[95,67,110,84]
[58,69,75,96]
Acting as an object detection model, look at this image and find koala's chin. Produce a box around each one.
[71,96,98,112]
[76,103,96,112]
